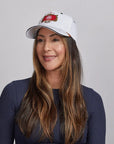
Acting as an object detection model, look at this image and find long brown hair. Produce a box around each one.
[16,35,88,144]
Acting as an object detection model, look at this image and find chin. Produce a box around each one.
[43,65,61,72]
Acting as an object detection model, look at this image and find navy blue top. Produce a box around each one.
[0,77,106,144]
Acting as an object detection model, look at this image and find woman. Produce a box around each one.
[0,11,106,144]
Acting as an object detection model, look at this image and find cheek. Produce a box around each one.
[57,44,66,58]
[36,46,39,56]
[36,46,42,59]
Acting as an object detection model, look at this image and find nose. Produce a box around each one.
[43,40,51,52]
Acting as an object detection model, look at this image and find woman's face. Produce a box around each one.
[36,28,66,72]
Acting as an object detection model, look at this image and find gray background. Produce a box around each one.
[0,0,114,143]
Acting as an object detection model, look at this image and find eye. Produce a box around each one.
[37,39,43,43]
[52,38,60,42]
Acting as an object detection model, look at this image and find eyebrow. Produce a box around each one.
[37,33,58,37]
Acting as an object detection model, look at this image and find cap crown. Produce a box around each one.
[26,11,77,42]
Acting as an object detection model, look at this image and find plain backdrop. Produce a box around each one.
[0,0,114,144]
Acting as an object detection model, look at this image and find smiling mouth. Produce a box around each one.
[43,56,56,61]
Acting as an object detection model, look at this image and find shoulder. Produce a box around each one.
[81,85,101,99]
[0,77,31,111]
[81,85,105,113]
[9,77,31,87]
[1,77,31,95]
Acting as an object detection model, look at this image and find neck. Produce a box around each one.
[46,70,62,89]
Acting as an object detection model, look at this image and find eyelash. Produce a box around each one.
[37,38,60,43]
[37,39,43,43]
[52,38,59,42]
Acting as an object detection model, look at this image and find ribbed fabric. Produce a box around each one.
[0,77,106,144]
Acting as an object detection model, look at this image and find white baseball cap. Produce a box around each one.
[26,11,77,42]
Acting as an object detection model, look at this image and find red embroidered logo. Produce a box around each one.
[41,14,58,23]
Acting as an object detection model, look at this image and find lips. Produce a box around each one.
[43,55,56,61]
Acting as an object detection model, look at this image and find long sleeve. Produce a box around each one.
[0,83,16,144]
[87,90,106,144]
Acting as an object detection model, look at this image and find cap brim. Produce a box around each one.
[26,24,69,39]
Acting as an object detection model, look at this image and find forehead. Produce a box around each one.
[38,27,60,37]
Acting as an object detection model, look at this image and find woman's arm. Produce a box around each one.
[87,91,106,144]
[0,83,16,144]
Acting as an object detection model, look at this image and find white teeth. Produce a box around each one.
[43,56,56,61]
[44,56,55,58]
